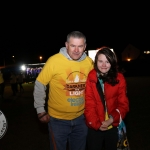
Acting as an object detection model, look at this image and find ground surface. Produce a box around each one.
[0,76,150,150]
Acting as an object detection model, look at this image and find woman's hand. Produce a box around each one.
[99,125,108,131]
[99,118,113,131]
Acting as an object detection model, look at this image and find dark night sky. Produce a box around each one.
[1,3,150,66]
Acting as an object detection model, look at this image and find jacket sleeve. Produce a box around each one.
[84,77,101,130]
[118,74,129,117]
[110,73,129,126]
[33,80,47,114]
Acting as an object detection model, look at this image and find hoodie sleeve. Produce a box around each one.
[33,80,47,114]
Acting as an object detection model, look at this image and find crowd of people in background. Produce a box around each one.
[10,72,24,96]
[0,66,43,98]
[25,67,42,83]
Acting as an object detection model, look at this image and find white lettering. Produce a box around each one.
[69,90,83,96]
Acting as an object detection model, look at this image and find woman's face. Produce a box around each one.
[97,54,111,74]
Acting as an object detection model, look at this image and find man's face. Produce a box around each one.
[65,37,86,60]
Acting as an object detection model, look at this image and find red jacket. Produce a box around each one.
[84,69,129,130]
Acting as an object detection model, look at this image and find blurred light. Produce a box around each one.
[88,48,114,61]
[144,51,150,54]
[127,58,131,61]
[21,65,26,71]
[88,50,98,61]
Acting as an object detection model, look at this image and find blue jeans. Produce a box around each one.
[48,114,88,150]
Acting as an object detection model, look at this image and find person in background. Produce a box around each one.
[10,72,17,96]
[84,46,129,150]
[33,31,93,150]
[17,72,24,92]
[0,69,5,99]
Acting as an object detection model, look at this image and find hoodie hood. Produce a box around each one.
[59,47,87,62]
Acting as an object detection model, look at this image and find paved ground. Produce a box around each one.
[0,76,150,150]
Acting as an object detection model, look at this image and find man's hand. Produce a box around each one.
[38,112,50,123]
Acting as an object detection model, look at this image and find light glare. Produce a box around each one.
[21,65,26,71]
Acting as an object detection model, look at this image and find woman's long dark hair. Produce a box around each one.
[94,47,119,86]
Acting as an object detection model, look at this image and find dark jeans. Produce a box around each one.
[86,127,118,150]
[48,114,88,150]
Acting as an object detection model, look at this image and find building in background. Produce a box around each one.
[121,44,140,61]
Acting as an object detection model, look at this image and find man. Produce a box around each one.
[33,31,93,150]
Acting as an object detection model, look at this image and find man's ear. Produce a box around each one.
[65,42,68,48]
[84,44,87,50]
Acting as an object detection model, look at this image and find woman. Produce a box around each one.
[84,47,129,150]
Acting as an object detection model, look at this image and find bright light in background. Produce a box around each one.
[21,65,26,71]
[88,49,114,61]
[144,51,150,54]
[127,58,131,61]
[88,50,98,61]
[39,56,42,62]
[20,63,45,71]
